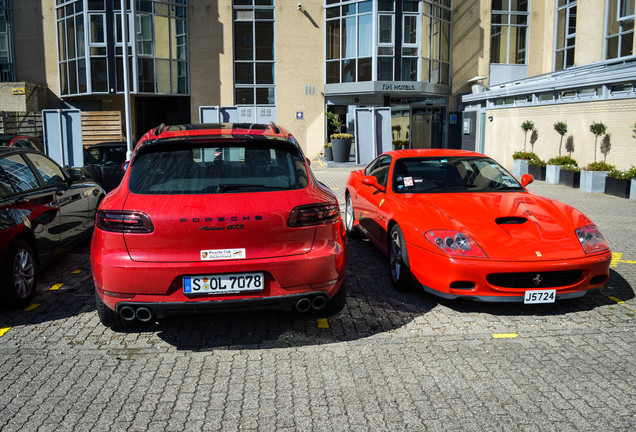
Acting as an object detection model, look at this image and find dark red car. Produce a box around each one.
[91,123,347,329]
[0,135,44,152]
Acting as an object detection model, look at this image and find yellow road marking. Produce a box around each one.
[317,318,329,329]
[492,333,518,339]
[71,270,82,274]
[609,296,625,304]
[24,303,40,311]
[611,252,636,268]
[314,159,325,167]
[0,327,10,337]
[331,187,340,191]
[49,283,64,291]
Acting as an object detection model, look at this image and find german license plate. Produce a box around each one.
[524,289,556,304]
[183,272,264,295]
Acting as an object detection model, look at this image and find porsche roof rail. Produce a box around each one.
[154,123,166,135]
[269,122,281,134]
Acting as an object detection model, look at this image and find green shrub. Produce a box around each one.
[547,155,577,166]
[393,140,409,149]
[607,166,636,179]
[512,151,538,161]
[583,161,615,172]
[528,157,546,167]
[560,164,580,172]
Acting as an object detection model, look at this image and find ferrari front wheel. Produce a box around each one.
[344,194,361,238]
[389,224,411,291]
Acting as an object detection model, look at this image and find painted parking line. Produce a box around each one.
[49,283,64,291]
[317,318,329,329]
[610,252,636,268]
[313,159,325,167]
[0,327,10,337]
[492,333,518,339]
[24,303,40,311]
[71,269,82,274]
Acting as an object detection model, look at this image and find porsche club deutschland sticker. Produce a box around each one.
[201,248,246,261]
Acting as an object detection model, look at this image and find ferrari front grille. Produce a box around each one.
[487,270,583,288]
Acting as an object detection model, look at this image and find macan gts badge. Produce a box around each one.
[91,123,348,329]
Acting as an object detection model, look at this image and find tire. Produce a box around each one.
[344,194,361,238]
[389,225,412,291]
[95,289,135,330]
[1,240,37,308]
[325,278,347,316]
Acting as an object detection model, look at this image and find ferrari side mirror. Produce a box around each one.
[521,174,534,188]
[361,175,386,192]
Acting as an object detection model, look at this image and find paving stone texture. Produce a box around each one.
[0,164,634,431]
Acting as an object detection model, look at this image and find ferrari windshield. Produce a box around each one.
[392,156,524,193]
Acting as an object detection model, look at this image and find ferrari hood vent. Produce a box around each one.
[495,216,528,225]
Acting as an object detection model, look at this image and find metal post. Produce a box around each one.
[121,1,133,161]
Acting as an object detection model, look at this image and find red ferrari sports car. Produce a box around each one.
[91,123,347,329]
[344,149,611,303]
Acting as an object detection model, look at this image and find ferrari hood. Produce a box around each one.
[407,192,592,261]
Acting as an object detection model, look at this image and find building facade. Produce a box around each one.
[458,0,636,170]
[1,0,635,168]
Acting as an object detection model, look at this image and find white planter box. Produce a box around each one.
[580,170,608,193]
[546,164,561,185]
[630,178,636,200]
[512,160,529,177]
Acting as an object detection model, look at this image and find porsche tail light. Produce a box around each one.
[425,230,487,258]
[96,210,154,233]
[575,225,609,254]
[288,203,340,227]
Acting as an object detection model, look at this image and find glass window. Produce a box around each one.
[490,0,529,64]
[129,142,308,195]
[365,155,392,187]
[422,2,451,84]
[234,1,275,105]
[555,1,576,71]
[0,155,40,193]
[0,166,14,197]
[606,0,634,59]
[327,1,374,84]
[0,1,14,81]
[27,154,66,186]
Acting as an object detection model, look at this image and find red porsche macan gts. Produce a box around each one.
[91,123,347,329]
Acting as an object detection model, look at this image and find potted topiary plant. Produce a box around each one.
[393,140,408,150]
[605,166,635,199]
[553,121,567,157]
[323,142,333,161]
[580,161,614,193]
[589,121,607,162]
[559,164,581,188]
[326,112,353,162]
[512,150,536,177]
[521,120,534,152]
[546,155,577,185]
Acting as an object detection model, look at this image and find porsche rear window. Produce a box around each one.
[393,156,523,193]
[128,141,309,194]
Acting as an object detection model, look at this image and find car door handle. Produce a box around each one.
[56,190,65,196]
[15,198,28,205]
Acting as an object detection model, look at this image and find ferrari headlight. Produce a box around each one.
[425,230,487,258]
[576,225,609,254]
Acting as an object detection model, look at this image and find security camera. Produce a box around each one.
[297,3,302,9]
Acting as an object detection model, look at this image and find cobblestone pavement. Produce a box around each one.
[1,163,634,431]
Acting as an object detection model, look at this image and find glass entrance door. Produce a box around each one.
[411,107,445,149]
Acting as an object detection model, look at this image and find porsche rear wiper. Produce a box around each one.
[216,184,267,193]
